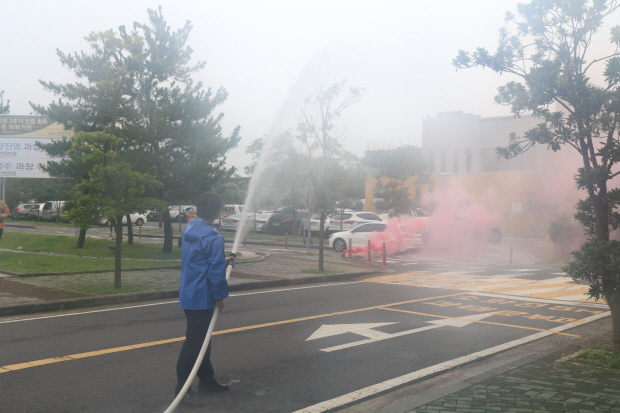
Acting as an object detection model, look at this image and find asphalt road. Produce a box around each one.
[0,265,608,413]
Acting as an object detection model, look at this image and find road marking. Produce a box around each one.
[311,313,496,352]
[306,323,398,341]
[0,281,363,325]
[0,292,467,374]
[380,307,580,336]
[365,272,595,303]
[291,311,610,413]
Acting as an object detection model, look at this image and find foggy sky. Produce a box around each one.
[1,0,615,173]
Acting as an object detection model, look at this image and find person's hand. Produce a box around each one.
[226,256,235,267]
[216,300,225,311]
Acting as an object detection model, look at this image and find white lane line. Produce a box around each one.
[292,311,610,413]
[0,281,362,324]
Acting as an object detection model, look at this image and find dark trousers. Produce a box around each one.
[176,309,215,393]
[302,228,312,244]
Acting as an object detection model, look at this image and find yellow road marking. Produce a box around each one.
[0,292,468,374]
[522,289,590,299]
[488,283,581,293]
[426,280,530,289]
[379,308,580,337]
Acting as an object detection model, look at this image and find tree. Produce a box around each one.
[0,91,9,114]
[454,0,620,347]
[51,132,160,287]
[365,147,431,214]
[296,81,365,270]
[296,81,365,160]
[32,7,239,253]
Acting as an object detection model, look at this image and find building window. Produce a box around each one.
[428,151,434,173]
[466,149,472,172]
[440,150,447,173]
[453,150,459,173]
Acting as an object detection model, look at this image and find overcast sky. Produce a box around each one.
[1,0,616,174]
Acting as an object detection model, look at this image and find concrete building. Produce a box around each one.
[365,110,583,234]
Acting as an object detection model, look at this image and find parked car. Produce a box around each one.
[220,213,247,232]
[10,203,38,220]
[267,208,309,235]
[146,210,159,221]
[329,211,383,232]
[310,213,331,236]
[253,211,274,233]
[40,201,67,222]
[168,205,195,223]
[215,204,244,226]
[26,203,45,221]
[99,213,147,226]
[329,222,423,253]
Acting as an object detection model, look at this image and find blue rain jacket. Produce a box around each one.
[178,218,229,310]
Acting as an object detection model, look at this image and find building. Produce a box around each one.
[365,110,583,234]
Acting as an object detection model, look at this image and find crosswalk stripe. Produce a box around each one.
[364,271,594,303]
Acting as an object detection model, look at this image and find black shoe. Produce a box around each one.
[198,379,229,393]
[178,391,205,408]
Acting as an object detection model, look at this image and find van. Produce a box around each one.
[41,201,67,222]
[215,204,244,225]
[221,204,244,217]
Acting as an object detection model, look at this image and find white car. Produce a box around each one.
[100,213,147,226]
[329,211,383,232]
[220,212,273,233]
[310,213,331,236]
[168,205,195,223]
[329,222,423,253]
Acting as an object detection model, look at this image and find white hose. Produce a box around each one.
[163,262,234,413]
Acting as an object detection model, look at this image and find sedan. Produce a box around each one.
[329,222,423,253]
[310,213,331,236]
[329,211,382,232]
[220,212,273,233]
[99,213,147,226]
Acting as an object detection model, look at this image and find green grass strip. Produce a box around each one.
[0,251,179,274]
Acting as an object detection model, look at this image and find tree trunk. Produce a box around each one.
[162,211,173,253]
[114,218,123,289]
[607,296,620,351]
[318,212,325,271]
[126,214,134,245]
[76,228,87,248]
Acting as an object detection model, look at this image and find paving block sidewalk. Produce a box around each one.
[409,359,620,412]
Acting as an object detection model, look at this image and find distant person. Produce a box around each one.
[174,191,233,408]
[298,213,312,245]
[0,199,9,240]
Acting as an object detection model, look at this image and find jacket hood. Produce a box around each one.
[183,219,219,242]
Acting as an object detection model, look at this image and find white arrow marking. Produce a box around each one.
[306,323,398,341]
[310,313,496,352]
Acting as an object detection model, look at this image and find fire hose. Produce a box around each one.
[163,252,236,413]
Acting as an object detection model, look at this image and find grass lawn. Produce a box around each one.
[1,232,182,259]
[0,251,179,274]
[0,232,248,274]
[0,232,183,274]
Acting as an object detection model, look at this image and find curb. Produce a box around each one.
[0,270,378,317]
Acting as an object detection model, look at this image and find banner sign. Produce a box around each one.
[0,116,72,178]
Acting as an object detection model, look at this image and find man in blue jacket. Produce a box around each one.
[175,192,231,408]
